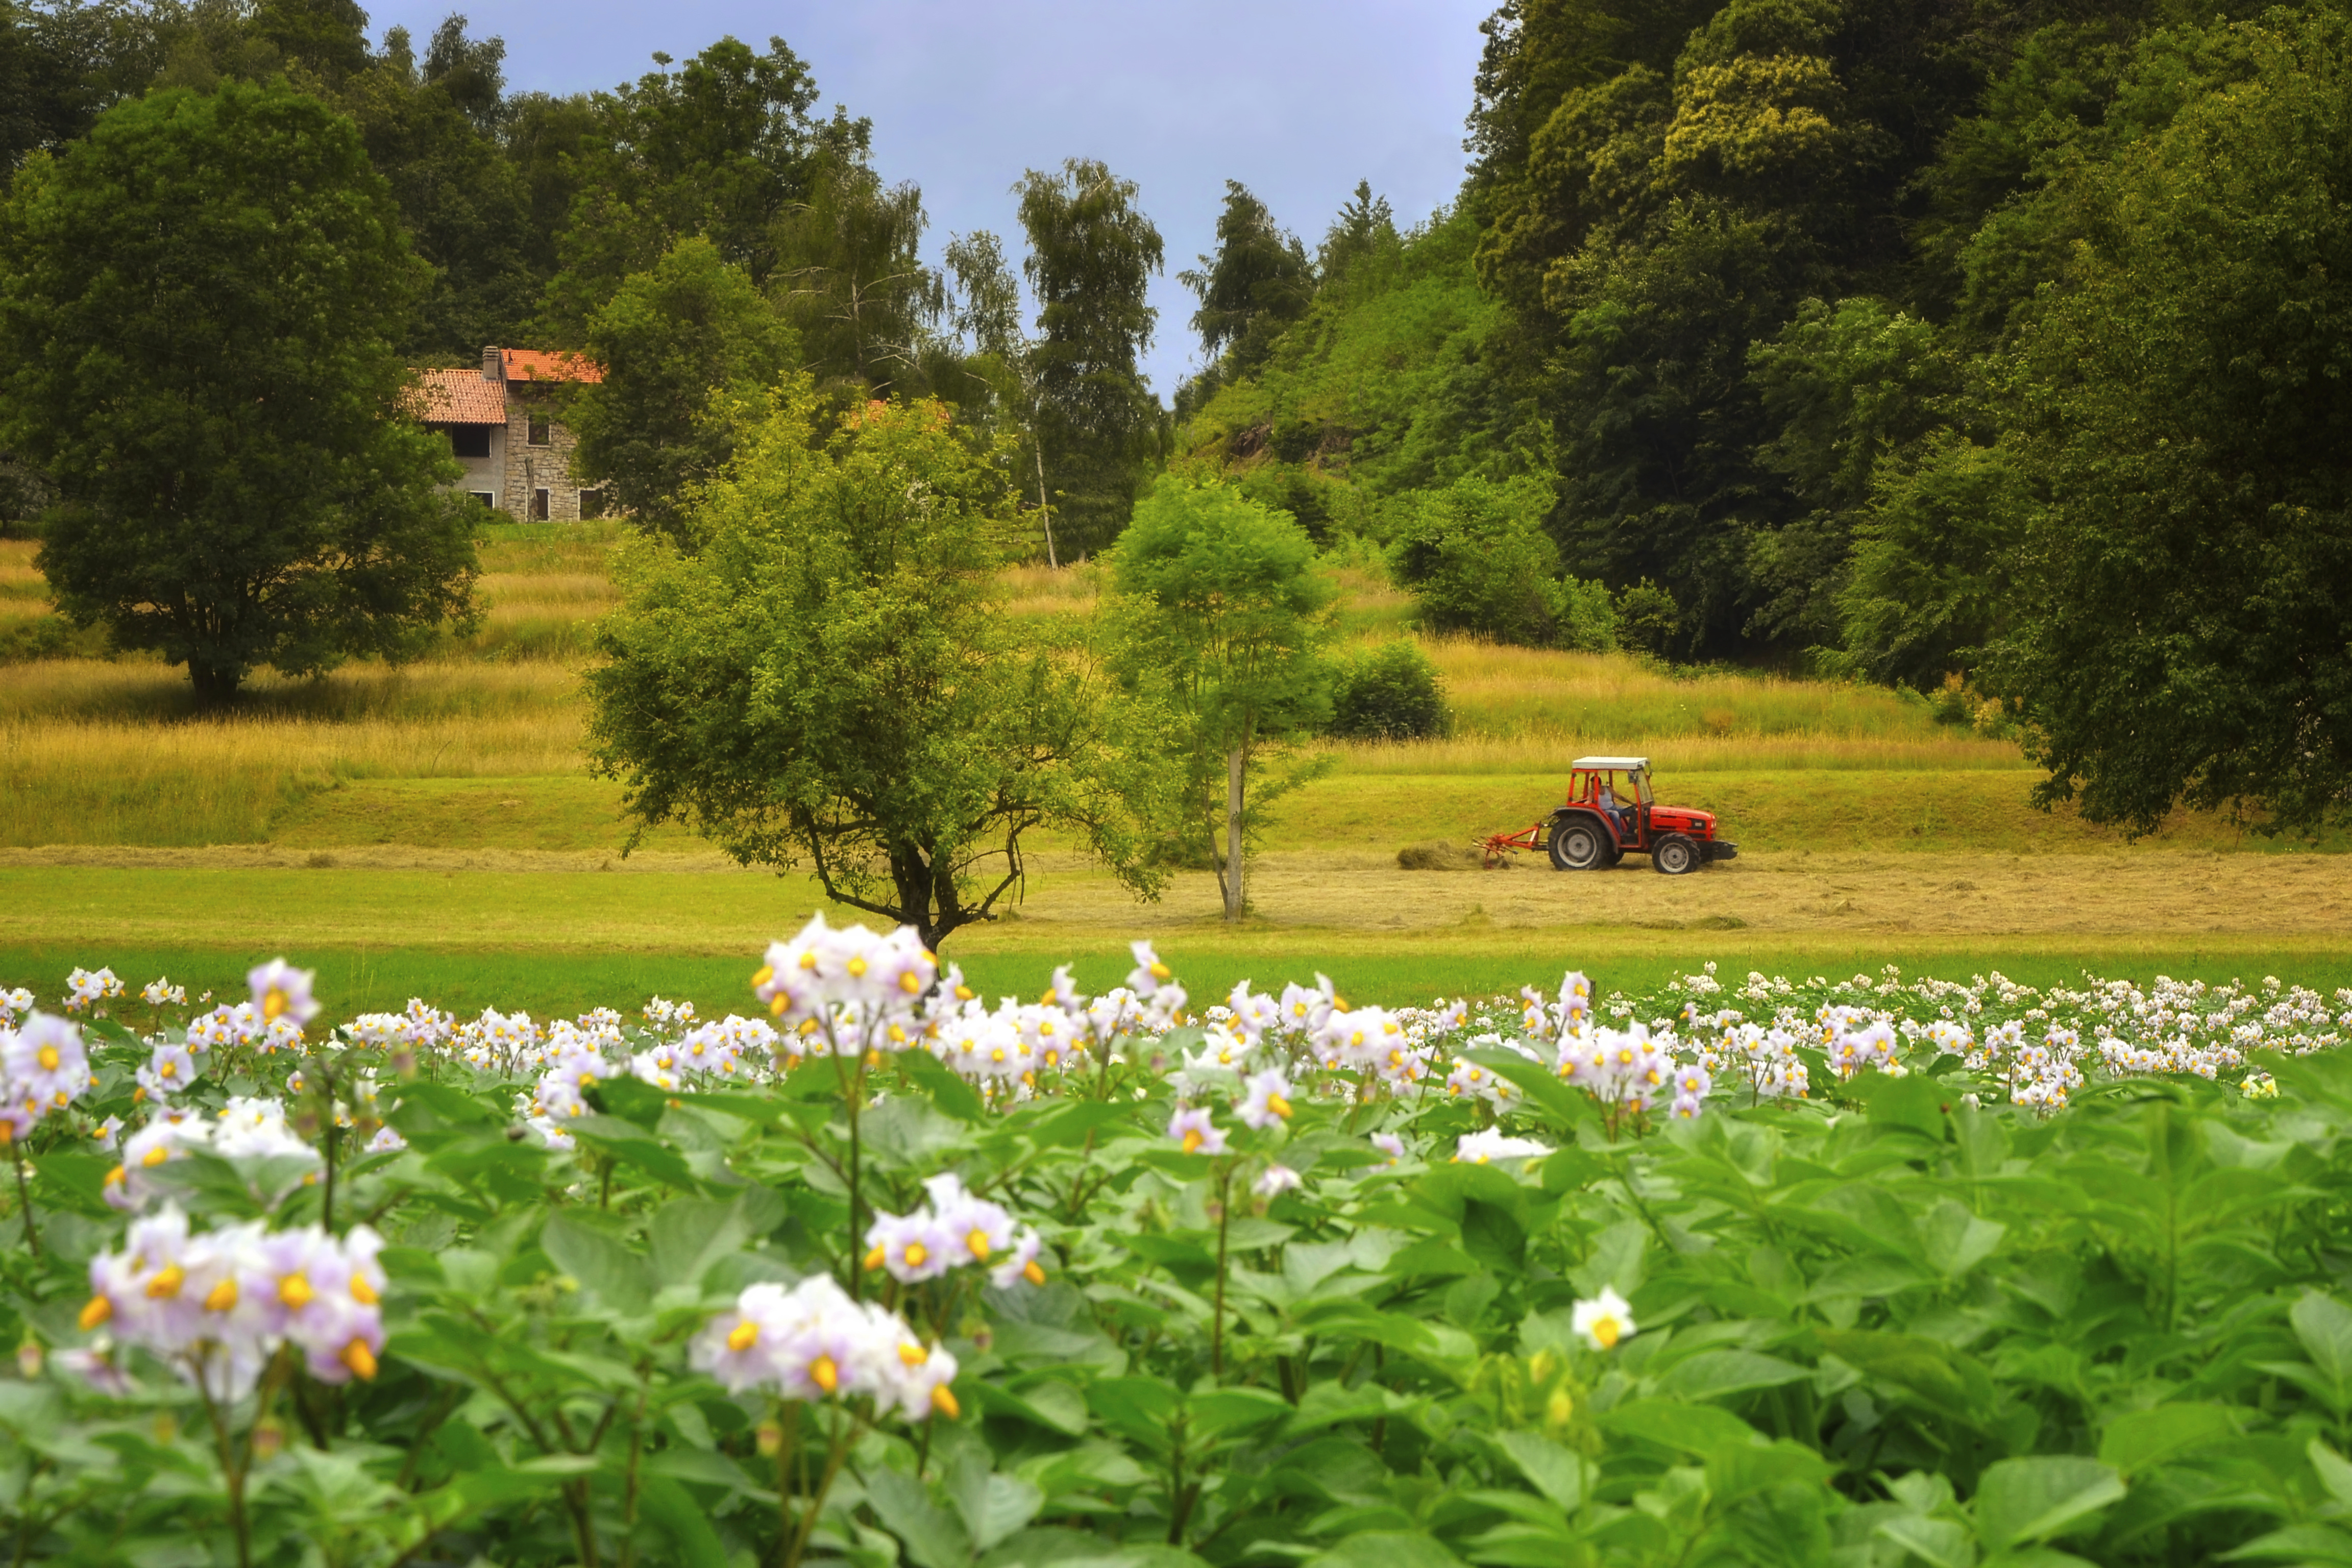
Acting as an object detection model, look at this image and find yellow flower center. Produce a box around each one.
[262,988,288,1021]
[78,1295,111,1330]
[204,1280,238,1313]
[279,1272,314,1310]
[899,1342,928,1366]
[899,971,921,994]
[809,1354,839,1394]
[904,1241,928,1268]
[1591,1315,1621,1350]
[846,958,868,978]
[146,1264,184,1299]
[1266,1094,1292,1120]
[1181,1129,1204,1154]
[966,1230,991,1261]
[142,1145,170,1167]
[931,1384,960,1419]
[351,1276,379,1306]
[1024,1259,1047,1285]
[36,1046,57,1072]
[341,1338,378,1380]
[728,1320,760,1353]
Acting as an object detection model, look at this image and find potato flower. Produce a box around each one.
[247,960,319,1027]
[1454,1129,1551,1165]
[1572,1287,1636,1351]
[691,1276,959,1419]
[75,1205,385,1398]
[1254,1164,1302,1197]
[1237,1068,1295,1130]
[6,1012,91,1112]
[1167,1106,1228,1157]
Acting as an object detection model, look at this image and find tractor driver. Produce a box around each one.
[1596,779,1632,843]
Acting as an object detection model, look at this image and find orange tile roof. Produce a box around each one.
[410,368,507,424]
[501,349,603,384]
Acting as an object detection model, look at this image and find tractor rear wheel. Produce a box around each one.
[1549,817,1608,871]
[1651,832,1700,875]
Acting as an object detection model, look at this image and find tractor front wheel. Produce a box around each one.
[1651,832,1700,875]
[1549,817,1608,871]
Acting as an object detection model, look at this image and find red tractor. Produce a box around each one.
[1482,756,1737,874]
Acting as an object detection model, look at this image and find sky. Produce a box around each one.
[369,0,1499,400]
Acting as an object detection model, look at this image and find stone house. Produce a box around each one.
[411,347,607,522]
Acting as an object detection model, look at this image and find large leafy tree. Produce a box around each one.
[566,237,798,549]
[1112,476,1333,921]
[346,17,535,358]
[0,81,477,702]
[1991,13,2352,836]
[587,388,1171,950]
[1016,158,1165,558]
[542,36,862,334]
[1465,0,1986,654]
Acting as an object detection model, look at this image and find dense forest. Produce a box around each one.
[7,0,2352,830]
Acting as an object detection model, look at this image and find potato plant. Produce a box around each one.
[2,936,2350,1567]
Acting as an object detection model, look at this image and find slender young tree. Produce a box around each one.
[0,81,477,702]
[773,153,945,396]
[946,228,1058,562]
[1112,476,1334,921]
[1015,158,1164,558]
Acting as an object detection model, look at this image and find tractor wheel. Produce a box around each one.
[1651,832,1700,875]
[1549,817,1608,871]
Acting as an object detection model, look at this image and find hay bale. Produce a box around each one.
[1397,841,1489,871]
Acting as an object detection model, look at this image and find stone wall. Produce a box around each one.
[500,387,592,522]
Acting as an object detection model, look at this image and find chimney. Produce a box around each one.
[482,345,503,382]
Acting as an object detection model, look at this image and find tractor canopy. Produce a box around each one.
[1567,756,1653,805]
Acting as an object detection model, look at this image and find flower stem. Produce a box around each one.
[783,1405,849,1568]
[10,1145,37,1259]
[769,1399,800,1568]
[199,1365,251,1568]
[1211,1165,1233,1379]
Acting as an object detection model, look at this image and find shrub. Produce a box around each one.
[1330,639,1451,740]
[1389,476,1616,650]
[1615,575,1683,656]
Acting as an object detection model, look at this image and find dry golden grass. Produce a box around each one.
[1410,637,2023,758]
[0,660,585,845]
[996,560,1108,619]
[0,542,46,628]
[1323,733,2026,774]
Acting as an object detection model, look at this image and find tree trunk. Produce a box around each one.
[187,658,241,706]
[1034,434,1057,569]
[1222,747,1245,922]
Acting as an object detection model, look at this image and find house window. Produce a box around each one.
[579,488,606,520]
[527,414,551,446]
[531,488,550,521]
[469,492,496,509]
[450,425,492,459]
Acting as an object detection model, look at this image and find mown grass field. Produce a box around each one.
[4,520,2345,1018]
